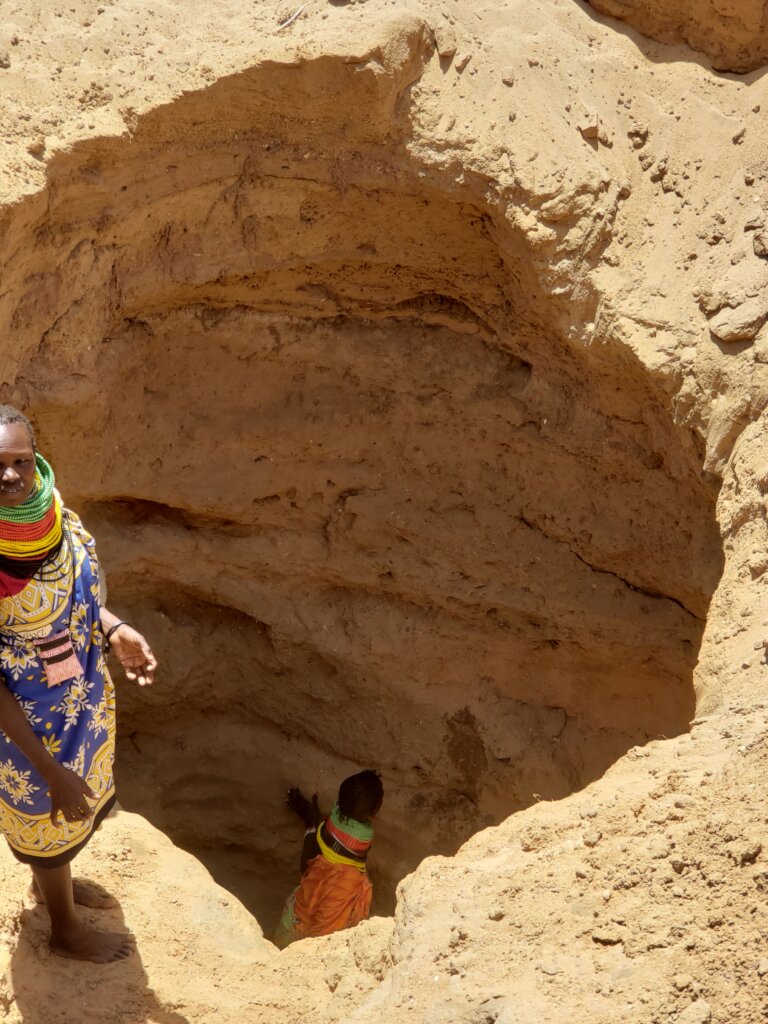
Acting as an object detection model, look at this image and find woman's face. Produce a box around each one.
[0,423,36,507]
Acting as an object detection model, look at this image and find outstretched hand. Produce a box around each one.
[286,786,322,828]
[109,625,157,686]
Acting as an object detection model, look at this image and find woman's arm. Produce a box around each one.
[99,607,123,637]
[286,787,324,873]
[99,608,157,687]
[300,831,321,875]
[82,509,155,685]
[0,680,95,826]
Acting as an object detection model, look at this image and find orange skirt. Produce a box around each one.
[275,855,372,947]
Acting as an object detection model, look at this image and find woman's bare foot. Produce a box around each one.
[50,920,135,963]
[72,878,117,909]
[30,876,117,909]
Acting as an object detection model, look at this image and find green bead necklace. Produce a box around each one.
[0,453,56,523]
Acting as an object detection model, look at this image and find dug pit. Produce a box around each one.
[1,35,723,932]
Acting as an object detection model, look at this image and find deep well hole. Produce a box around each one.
[5,54,723,932]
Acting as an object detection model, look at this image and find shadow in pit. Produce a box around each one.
[9,878,190,1024]
[575,0,768,79]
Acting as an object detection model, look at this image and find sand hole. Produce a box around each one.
[2,58,723,932]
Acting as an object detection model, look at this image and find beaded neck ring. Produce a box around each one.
[0,453,56,524]
[0,454,64,582]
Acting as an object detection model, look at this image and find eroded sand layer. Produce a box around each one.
[1,40,721,925]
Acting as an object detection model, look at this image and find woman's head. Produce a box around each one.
[338,770,384,823]
[0,406,37,508]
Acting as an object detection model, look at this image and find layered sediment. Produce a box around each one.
[0,0,766,1021]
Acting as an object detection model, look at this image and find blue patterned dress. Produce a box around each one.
[0,509,116,867]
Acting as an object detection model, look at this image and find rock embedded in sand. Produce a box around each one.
[433,24,457,58]
[679,999,712,1024]
[708,298,768,343]
[592,927,623,945]
[25,136,45,159]
[577,110,599,138]
[538,959,562,976]
[753,229,768,258]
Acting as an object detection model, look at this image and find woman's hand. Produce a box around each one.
[46,763,96,827]
[287,786,322,828]
[108,624,157,686]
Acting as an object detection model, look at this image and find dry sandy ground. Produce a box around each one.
[0,1,767,1022]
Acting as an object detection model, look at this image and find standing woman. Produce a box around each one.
[0,405,156,963]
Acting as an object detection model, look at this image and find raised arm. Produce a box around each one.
[286,786,323,874]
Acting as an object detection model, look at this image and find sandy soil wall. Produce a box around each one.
[0,1,765,1022]
[586,0,768,71]
[0,17,722,926]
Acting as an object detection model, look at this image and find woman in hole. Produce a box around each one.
[0,405,157,963]
[275,769,384,948]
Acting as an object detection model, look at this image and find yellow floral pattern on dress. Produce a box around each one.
[69,602,89,652]
[63,741,87,777]
[57,678,94,731]
[0,508,116,863]
[0,646,36,682]
[0,537,81,638]
[42,734,62,756]
[0,760,40,806]
[0,738,114,859]
[87,694,111,738]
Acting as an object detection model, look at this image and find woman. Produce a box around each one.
[274,770,384,948]
[0,405,156,963]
